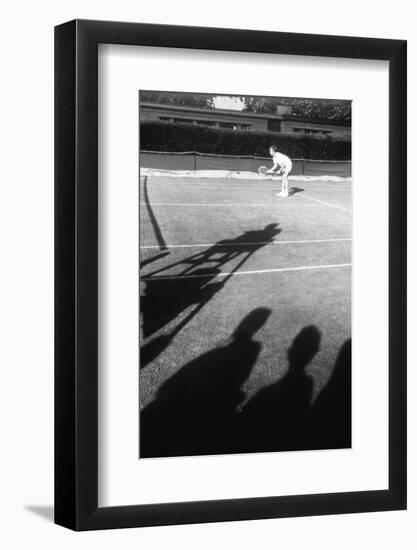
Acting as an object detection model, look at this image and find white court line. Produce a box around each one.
[140,183,352,188]
[140,237,352,249]
[140,202,335,207]
[298,194,352,213]
[142,263,352,280]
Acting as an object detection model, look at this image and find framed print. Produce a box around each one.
[55,20,406,530]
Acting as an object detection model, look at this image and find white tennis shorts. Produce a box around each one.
[282,161,293,175]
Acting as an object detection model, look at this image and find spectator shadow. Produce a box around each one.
[140,325,352,458]
[238,325,320,453]
[308,338,352,449]
[140,307,271,458]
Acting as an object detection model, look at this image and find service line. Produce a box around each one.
[142,262,352,280]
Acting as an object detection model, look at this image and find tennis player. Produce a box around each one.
[267,146,292,197]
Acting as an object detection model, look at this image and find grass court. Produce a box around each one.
[139,172,352,458]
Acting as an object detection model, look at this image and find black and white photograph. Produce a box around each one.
[0,0,410,542]
[139,90,352,458]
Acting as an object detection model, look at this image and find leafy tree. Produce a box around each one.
[240,96,351,122]
[140,91,214,109]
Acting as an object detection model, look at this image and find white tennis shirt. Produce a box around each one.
[272,151,292,168]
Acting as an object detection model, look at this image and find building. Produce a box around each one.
[140,102,351,137]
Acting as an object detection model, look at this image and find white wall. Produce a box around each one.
[0,0,415,548]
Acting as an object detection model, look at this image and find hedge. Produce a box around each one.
[140,121,351,161]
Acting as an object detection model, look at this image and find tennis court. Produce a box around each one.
[139,171,352,457]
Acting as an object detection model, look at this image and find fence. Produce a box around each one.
[140,151,351,177]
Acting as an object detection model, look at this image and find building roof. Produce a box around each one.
[139,102,351,127]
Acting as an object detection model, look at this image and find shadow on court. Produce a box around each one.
[140,308,271,457]
[237,325,319,453]
[238,333,351,453]
[140,223,281,369]
[140,250,170,268]
[140,313,352,458]
[288,187,304,196]
[308,338,352,449]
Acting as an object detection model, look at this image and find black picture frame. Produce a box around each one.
[55,19,407,531]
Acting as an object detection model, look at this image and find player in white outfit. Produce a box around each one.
[267,145,292,197]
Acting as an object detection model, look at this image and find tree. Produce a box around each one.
[140,91,215,109]
[240,96,351,122]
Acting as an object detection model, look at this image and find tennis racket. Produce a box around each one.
[258,166,268,175]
